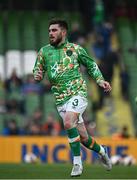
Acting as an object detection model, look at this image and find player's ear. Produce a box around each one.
[62,29,67,36]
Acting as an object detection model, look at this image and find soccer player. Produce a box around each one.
[33,19,112,177]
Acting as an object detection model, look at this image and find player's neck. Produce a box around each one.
[57,37,67,47]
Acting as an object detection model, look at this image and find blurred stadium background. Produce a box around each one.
[0,0,137,178]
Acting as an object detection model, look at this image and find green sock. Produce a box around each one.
[82,136,101,153]
[67,127,80,156]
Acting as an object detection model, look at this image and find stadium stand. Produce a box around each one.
[6,50,22,77]
[7,11,20,50]
[38,12,49,46]
[0,13,4,79]
[96,66,135,136]
[117,17,137,133]
[0,15,4,54]
[0,56,4,80]
[25,94,40,116]
[22,11,36,50]
[23,50,37,74]
[44,93,58,119]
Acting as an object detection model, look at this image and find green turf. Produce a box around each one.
[0,163,137,179]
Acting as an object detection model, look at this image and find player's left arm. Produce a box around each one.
[77,45,112,92]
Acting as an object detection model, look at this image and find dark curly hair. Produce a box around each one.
[49,18,68,31]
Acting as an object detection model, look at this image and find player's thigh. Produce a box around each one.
[57,109,78,128]
[64,111,79,127]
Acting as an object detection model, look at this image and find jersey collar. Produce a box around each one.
[51,39,69,49]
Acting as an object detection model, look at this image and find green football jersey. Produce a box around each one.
[33,40,104,105]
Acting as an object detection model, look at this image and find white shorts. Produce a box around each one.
[57,95,88,124]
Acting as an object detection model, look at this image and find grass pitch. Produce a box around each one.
[0,163,137,179]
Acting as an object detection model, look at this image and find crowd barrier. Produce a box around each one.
[0,136,137,163]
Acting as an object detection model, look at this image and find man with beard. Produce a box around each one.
[33,19,112,177]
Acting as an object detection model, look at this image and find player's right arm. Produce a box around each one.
[33,48,46,82]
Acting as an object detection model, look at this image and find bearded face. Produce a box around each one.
[49,24,66,46]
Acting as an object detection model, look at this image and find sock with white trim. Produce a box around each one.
[67,127,81,156]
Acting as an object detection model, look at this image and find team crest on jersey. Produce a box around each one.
[66,50,73,56]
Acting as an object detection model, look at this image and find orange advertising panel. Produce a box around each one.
[0,137,137,163]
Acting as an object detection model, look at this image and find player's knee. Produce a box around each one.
[64,113,77,130]
[64,117,73,129]
[64,120,72,129]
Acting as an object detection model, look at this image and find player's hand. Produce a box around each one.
[98,80,112,92]
[34,70,43,81]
